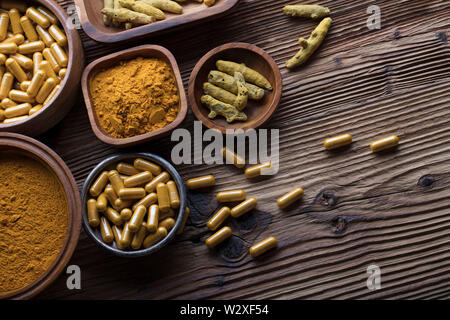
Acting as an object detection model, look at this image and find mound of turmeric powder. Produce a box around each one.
[90,57,180,139]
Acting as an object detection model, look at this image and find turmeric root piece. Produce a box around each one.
[201,95,248,123]
[203,82,237,105]
[142,0,183,14]
[119,0,165,20]
[283,5,330,19]
[216,60,272,91]
[103,0,114,25]
[233,72,248,111]
[286,17,332,69]
[208,71,265,101]
[101,8,156,24]
[204,0,216,6]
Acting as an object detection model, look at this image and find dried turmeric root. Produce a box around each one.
[119,0,165,20]
[101,8,156,24]
[203,82,237,105]
[201,95,248,123]
[208,71,265,101]
[283,4,330,19]
[233,72,248,111]
[142,0,183,14]
[216,60,273,91]
[286,17,332,69]
[103,0,114,25]
[204,0,216,6]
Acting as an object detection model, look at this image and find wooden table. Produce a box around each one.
[39,0,450,299]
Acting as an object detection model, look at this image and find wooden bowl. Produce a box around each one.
[0,0,84,137]
[82,45,188,148]
[188,43,282,134]
[81,153,187,258]
[0,133,81,300]
[74,0,240,43]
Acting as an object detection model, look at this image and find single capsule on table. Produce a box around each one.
[205,226,232,249]
[207,207,231,231]
[370,135,399,153]
[277,187,304,209]
[221,147,245,169]
[186,175,215,190]
[249,237,278,258]
[231,197,257,218]
[323,133,352,150]
[216,189,246,203]
[245,162,272,179]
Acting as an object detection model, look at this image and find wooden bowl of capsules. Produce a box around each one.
[0,0,84,136]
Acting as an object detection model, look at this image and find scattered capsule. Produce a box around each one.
[131,223,148,250]
[96,193,108,212]
[156,182,171,213]
[19,16,38,41]
[167,180,180,209]
[4,103,31,118]
[108,170,124,195]
[0,13,9,41]
[124,171,153,188]
[90,171,109,197]
[221,147,245,168]
[120,208,133,222]
[216,189,246,203]
[146,204,159,233]
[132,192,157,211]
[186,175,215,190]
[105,207,123,226]
[324,133,353,150]
[87,199,100,228]
[159,218,175,231]
[9,9,23,34]
[27,70,45,98]
[134,158,162,176]
[370,135,399,153]
[119,222,133,249]
[177,207,190,235]
[26,7,51,28]
[143,227,167,248]
[231,197,257,218]
[117,162,140,176]
[129,205,147,232]
[205,226,232,249]
[18,40,45,55]
[277,187,304,209]
[119,187,146,200]
[249,237,278,258]
[245,162,272,179]
[145,171,170,193]
[5,58,27,82]
[48,24,67,47]
[207,207,231,231]
[100,217,114,244]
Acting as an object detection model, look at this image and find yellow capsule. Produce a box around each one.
[8,9,22,34]
[42,48,61,73]
[0,98,16,110]
[33,52,43,74]
[111,225,126,250]
[58,68,66,79]
[0,13,9,41]
[186,175,215,190]
[231,197,257,218]
[146,204,159,233]
[145,171,170,193]
[217,189,246,203]
[43,84,59,105]
[177,207,190,235]
[324,133,353,150]
[35,24,54,47]
[159,218,175,231]
[0,72,14,100]
[4,102,31,118]
[19,16,38,41]
[156,182,171,213]
[134,158,162,176]
[104,185,118,207]
[27,70,45,98]
[123,171,153,188]
[221,147,245,168]
[96,193,108,212]
[108,170,124,195]
[277,187,304,209]
[132,192,157,211]
[35,77,56,104]
[120,208,133,221]
[29,104,43,116]
[159,207,175,221]
[0,109,4,122]
[3,33,24,45]
[131,223,148,250]
[50,43,68,68]
[26,7,50,28]
[36,6,58,25]
[5,58,27,82]
[118,187,146,200]
[249,236,278,258]
[205,226,232,249]
[18,40,45,55]
[38,60,58,83]
[245,162,272,179]
[114,198,133,211]
[48,24,67,47]
[119,222,133,249]
[2,115,27,124]
[19,81,30,91]
[370,135,399,153]
[9,90,34,103]
[166,180,180,209]
[0,42,17,54]
[89,171,109,197]
[100,217,114,244]
[106,206,123,226]
[129,205,147,232]
[0,55,6,66]
[207,207,231,231]
[11,54,33,71]
[87,198,100,228]
[117,162,140,176]
[143,227,167,248]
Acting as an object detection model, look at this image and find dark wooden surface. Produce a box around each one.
[37,0,449,299]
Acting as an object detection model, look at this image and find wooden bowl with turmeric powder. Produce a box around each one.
[81,45,187,148]
[0,133,81,300]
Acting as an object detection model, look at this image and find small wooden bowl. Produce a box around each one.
[81,45,188,148]
[0,0,84,137]
[188,43,282,134]
[0,133,81,300]
[81,153,187,258]
[75,0,240,43]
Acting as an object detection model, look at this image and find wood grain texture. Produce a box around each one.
[37,0,450,299]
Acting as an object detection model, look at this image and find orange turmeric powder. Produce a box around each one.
[0,153,68,295]
[90,57,180,139]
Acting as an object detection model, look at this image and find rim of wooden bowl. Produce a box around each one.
[81,45,188,148]
[188,42,282,134]
[0,0,84,137]
[0,133,81,300]
[81,153,187,258]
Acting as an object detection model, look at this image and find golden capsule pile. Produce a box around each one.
[87,158,188,251]
[0,4,68,125]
